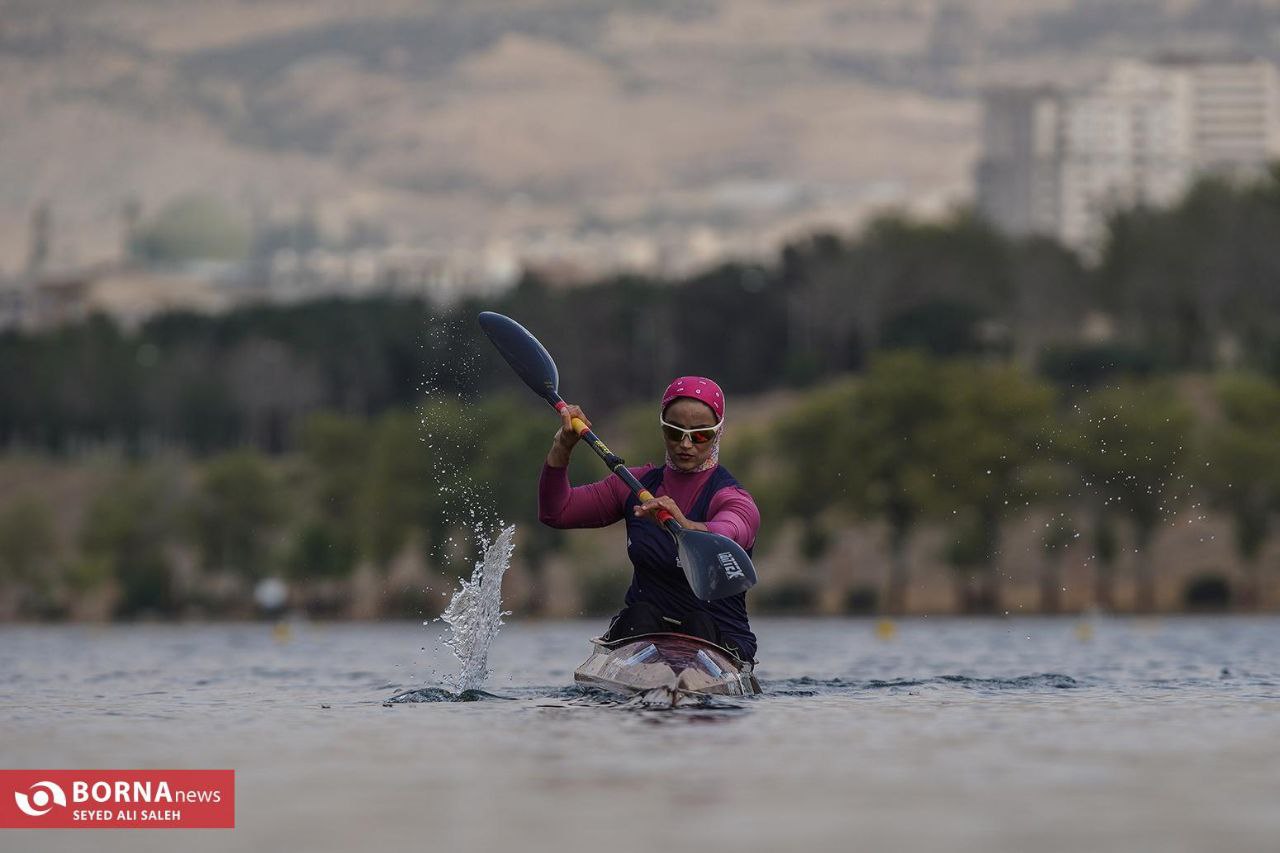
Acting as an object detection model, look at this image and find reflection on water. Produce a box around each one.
[2,617,1279,852]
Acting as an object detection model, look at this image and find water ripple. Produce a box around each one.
[765,673,1083,695]
[382,687,512,704]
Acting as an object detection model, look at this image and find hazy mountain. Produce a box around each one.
[1,0,1276,276]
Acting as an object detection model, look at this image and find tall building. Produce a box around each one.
[976,58,1279,251]
[974,87,1063,237]
[1183,58,1280,171]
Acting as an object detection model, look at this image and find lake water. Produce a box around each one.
[2,616,1278,852]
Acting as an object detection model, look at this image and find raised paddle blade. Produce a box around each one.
[674,528,758,601]
[478,312,561,406]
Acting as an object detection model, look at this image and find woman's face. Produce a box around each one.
[662,398,719,472]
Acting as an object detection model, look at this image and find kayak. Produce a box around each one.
[574,633,761,705]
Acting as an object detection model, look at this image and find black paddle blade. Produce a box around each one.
[675,528,758,601]
[478,312,561,406]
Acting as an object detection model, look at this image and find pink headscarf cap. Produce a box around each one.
[661,376,724,422]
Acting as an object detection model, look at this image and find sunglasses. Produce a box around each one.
[659,417,723,445]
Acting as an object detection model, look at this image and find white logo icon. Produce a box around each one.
[718,552,745,580]
[14,781,67,817]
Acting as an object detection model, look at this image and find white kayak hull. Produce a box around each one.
[574,632,760,704]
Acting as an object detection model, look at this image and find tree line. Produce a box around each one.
[3,168,1280,455]
[753,354,1279,615]
[2,169,1280,619]
[1,361,1277,619]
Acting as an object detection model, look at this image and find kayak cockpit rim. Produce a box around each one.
[575,631,761,698]
[589,632,753,665]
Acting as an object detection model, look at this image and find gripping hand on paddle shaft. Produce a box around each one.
[478,310,757,601]
[547,403,591,467]
[634,495,707,533]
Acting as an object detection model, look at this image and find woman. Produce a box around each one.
[538,376,761,662]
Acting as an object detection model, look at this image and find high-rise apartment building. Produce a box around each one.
[976,58,1279,251]
[1184,59,1280,171]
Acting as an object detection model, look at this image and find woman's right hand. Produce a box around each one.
[556,403,591,449]
[547,404,590,468]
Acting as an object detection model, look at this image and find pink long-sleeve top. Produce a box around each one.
[538,462,760,549]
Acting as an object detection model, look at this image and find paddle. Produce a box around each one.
[477,311,757,601]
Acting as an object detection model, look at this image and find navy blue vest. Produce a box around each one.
[623,465,757,661]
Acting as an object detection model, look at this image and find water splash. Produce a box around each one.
[383,687,502,704]
[439,524,515,693]
[417,313,500,552]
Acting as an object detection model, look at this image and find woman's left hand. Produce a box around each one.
[633,496,707,531]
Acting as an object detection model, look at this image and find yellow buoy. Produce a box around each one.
[875,619,897,641]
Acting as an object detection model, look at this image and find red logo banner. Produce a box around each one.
[1,770,235,829]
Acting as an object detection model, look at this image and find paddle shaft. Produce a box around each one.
[477,310,756,601]
[552,399,682,533]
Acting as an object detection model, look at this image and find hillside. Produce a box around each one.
[2,0,1277,276]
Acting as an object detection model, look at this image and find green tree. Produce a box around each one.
[779,232,865,381]
[1007,235,1089,366]
[469,394,572,614]
[359,409,438,568]
[0,498,58,615]
[292,412,369,580]
[187,450,285,580]
[286,521,357,581]
[616,400,667,470]
[853,212,1015,355]
[928,361,1057,612]
[414,395,494,574]
[1062,384,1194,612]
[1098,170,1280,371]
[837,353,950,612]
[0,498,57,584]
[771,378,861,571]
[80,468,177,617]
[718,421,782,552]
[1201,374,1280,608]
[1040,514,1077,614]
[1090,514,1121,611]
